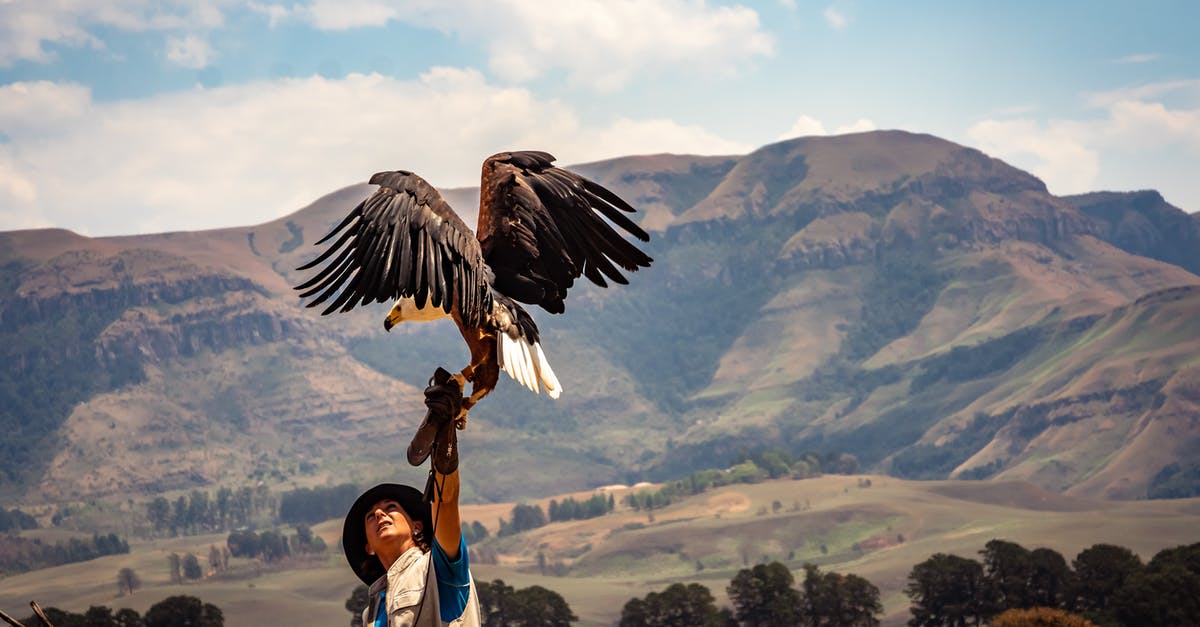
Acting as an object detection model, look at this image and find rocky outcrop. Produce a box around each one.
[1065,190,1200,275]
[95,292,308,365]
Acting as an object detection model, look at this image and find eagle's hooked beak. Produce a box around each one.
[384,306,403,332]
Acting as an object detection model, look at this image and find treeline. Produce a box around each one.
[625,449,857,512]
[226,525,325,562]
[548,494,614,522]
[461,521,489,544]
[142,482,362,537]
[906,539,1200,626]
[145,485,275,536]
[0,507,37,532]
[278,483,361,525]
[0,532,129,575]
[620,561,882,626]
[12,595,223,627]
[498,504,548,537]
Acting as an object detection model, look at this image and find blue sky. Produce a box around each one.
[1,1,1197,236]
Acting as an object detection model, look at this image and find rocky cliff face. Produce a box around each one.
[1065,190,1200,275]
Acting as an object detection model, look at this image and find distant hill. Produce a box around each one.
[2,130,1198,506]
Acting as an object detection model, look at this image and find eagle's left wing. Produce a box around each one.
[477,151,652,315]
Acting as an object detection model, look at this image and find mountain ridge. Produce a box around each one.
[2,130,1198,505]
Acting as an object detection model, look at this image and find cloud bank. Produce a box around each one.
[0,70,750,235]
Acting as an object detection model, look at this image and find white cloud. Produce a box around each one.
[823,6,849,30]
[272,0,775,90]
[1112,53,1160,64]
[777,114,875,140]
[779,115,827,138]
[1083,79,1200,108]
[966,119,1100,194]
[835,118,876,134]
[166,34,214,68]
[0,0,231,67]
[0,71,749,235]
[967,80,1200,201]
[303,0,397,30]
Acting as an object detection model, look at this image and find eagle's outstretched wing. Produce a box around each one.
[295,171,493,326]
[477,151,652,314]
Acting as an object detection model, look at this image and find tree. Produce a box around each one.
[980,539,1033,613]
[215,486,232,529]
[619,582,732,626]
[498,503,547,536]
[182,552,203,580]
[477,579,517,625]
[1070,544,1142,622]
[146,497,171,535]
[143,596,223,627]
[476,579,576,626]
[167,553,182,584]
[84,605,117,627]
[117,567,141,596]
[1146,542,1200,577]
[258,529,290,561]
[509,585,577,626]
[727,562,803,627]
[208,545,223,573]
[799,563,882,626]
[345,584,369,627]
[226,529,261,558]
[114,607,145,627]
[1027,548,1073,610]
[905,553,988,626]
[1111,558,1200,626]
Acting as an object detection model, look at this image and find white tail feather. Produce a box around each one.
[498,334,563,399]
[520,341,538,393]
[535,343,561,399]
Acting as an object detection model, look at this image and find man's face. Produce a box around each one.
[363,498,420,557]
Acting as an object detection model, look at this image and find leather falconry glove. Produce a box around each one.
[407,367,463,470]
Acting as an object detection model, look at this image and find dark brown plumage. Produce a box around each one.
[295,151,652,419]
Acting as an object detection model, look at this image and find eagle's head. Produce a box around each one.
[384,297,450,331]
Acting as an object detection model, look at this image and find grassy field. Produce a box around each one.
[2,475,1197,626]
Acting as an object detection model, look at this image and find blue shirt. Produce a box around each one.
[431,537,471,622]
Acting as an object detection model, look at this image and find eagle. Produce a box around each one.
[294,151,652,423]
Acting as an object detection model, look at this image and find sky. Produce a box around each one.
[0,1,1197,236]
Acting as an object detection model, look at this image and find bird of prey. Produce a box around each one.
[294,151,652,422]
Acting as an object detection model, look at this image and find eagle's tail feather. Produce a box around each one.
[499,333,562,399]
[535,342,562,399]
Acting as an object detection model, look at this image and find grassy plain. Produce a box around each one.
[2,475,1197,626]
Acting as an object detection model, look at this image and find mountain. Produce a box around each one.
[2,130,1198,506]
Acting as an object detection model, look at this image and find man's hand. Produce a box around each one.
[407,367,463,468]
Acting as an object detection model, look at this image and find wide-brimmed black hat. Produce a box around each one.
[342,483,432,584]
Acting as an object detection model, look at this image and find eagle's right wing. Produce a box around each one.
[294,171,493,327]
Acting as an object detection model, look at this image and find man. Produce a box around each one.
[342,370,481,626]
